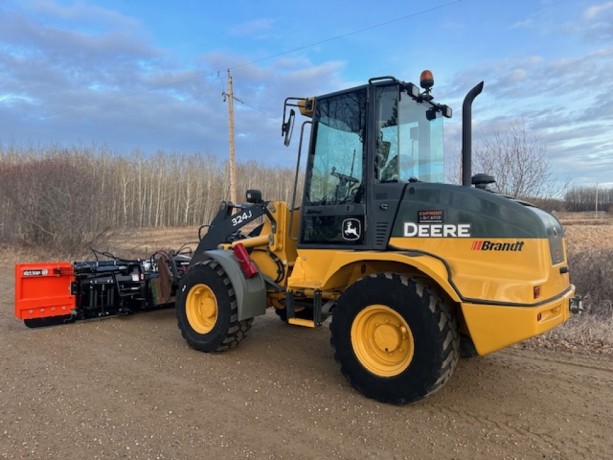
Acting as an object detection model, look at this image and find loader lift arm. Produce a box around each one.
[191,190,277,265]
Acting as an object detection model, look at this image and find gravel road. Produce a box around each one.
[1,267,611,459]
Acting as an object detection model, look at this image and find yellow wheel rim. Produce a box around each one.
[351,305,414,377]
[185,284,218,334]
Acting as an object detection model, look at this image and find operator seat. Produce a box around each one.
[380,155,399,182]
[375,141,391,181]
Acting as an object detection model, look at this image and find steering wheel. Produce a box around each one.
[330,166,359,185]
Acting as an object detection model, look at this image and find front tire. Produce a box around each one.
[330,273,459,404]
[176,261,252,352]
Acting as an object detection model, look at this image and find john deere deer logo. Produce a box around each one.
[342,218,361,241]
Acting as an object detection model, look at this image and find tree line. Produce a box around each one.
[452,121,612,213]
[564,186,613,213]
[0,146,298,252]
[1,145,610,253]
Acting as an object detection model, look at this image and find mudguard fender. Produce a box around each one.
[204,249,267,321]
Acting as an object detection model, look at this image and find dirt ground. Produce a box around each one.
[1,264,612,460]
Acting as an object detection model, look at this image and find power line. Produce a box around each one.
[0,1,462,132]
[231,1,462,71]
[107,0,462,98]
[233,99,277,121]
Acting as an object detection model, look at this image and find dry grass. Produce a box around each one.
[563,225,613,251]
[523,314,613,355]
[524,213,613,354]
[0,227,202,265]
[108,218,613,355]
[4,214,612,355]
[560,217,613,318]
[556,211,613,225]
[102,226,202,259]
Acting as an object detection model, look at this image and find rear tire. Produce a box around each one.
[176,261,252,352]
[330,273,459,404]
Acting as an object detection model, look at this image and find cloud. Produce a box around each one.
[582,2,613,41]
[1,0,610,190]
[0,2,347,167]
[227,18,275,38]
[583,1,613,20]
[443,40,613,187]
[0,5,210,152]
[510,2,613,43]
[28,0,141,29]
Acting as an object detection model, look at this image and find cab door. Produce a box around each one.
[299,87,368,248]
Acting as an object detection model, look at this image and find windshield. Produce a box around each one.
[375,85,445,183]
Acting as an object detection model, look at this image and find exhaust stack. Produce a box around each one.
[461,81,484,187]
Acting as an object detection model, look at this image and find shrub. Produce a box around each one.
[0,151,108,255]
[568,248,613,317]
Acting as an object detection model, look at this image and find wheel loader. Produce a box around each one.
[175,71,581,404]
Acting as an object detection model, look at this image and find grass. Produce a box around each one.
[5,214,612,356]
[524,213,613,354]
[93,217,613,355]
[526,314,613,355]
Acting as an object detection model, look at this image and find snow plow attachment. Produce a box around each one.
[15,262,76,327]
[15,251,191,328]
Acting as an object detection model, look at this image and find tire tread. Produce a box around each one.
[176,261,252,352]
[330,273,460,404]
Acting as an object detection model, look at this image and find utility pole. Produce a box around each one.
[224,69,237,203]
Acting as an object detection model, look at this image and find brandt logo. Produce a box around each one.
[471,240,525,252]
[342,218,361,241]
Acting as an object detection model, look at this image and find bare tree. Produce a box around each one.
[0,149,108,253]
[0,145,301,252]
[472,121,554,199]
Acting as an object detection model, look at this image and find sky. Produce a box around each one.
[0,0,612,189]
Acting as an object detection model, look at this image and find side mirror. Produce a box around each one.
[281,109,295,147]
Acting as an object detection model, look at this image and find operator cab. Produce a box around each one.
[285,73,451,249]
